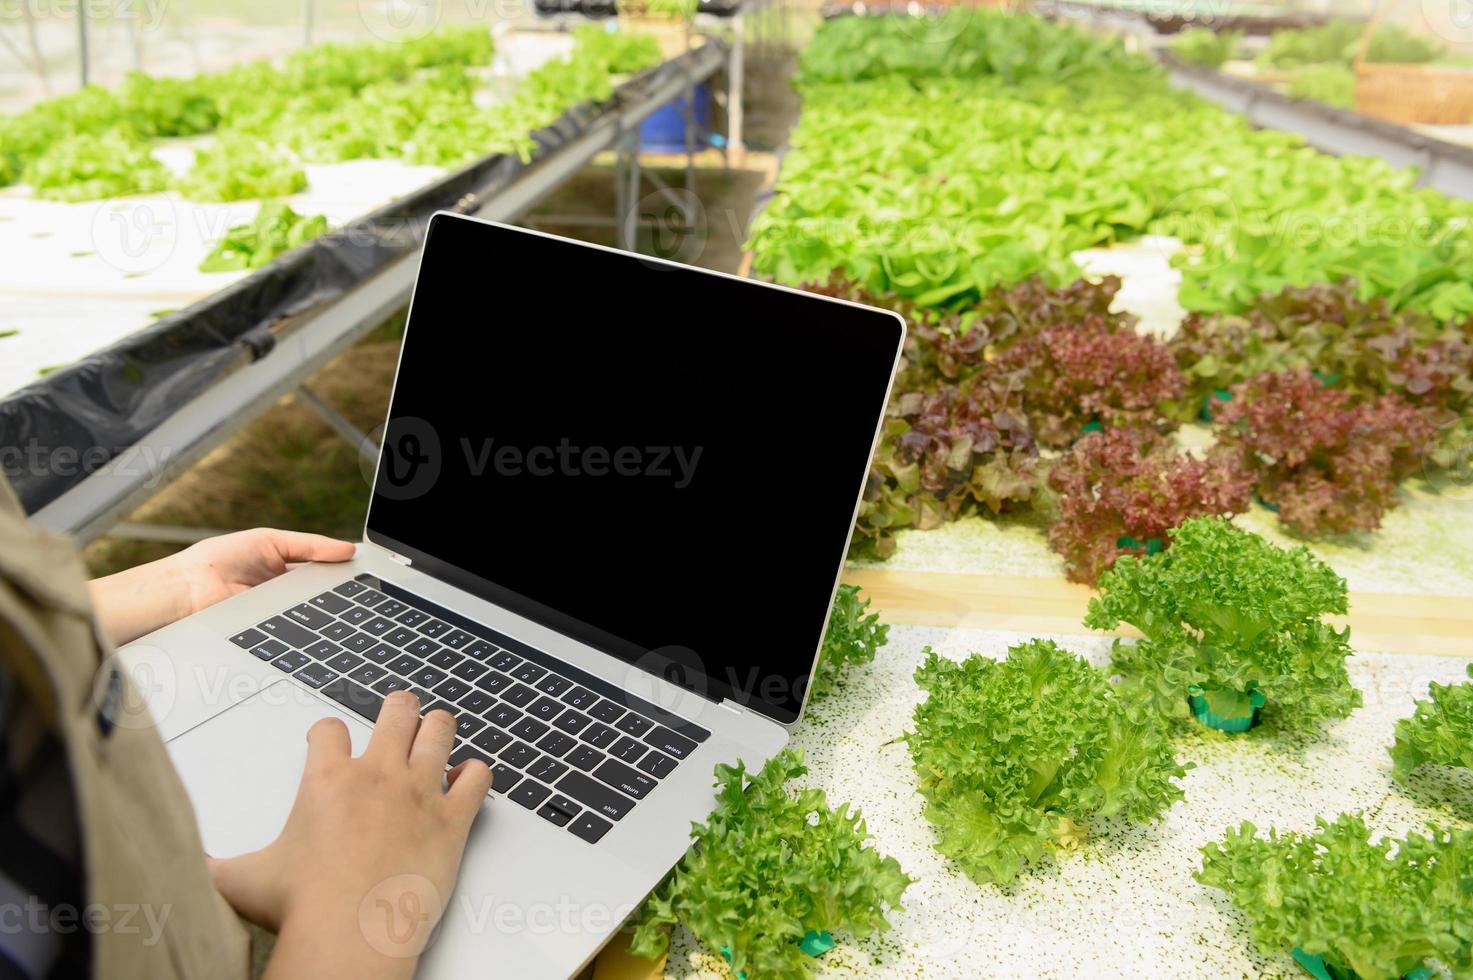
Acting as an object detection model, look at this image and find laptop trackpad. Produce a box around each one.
[166,680,373,858]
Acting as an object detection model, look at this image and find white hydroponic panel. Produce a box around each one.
[662,624,1473,979]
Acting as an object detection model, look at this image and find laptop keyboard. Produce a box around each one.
[227,574,709,845]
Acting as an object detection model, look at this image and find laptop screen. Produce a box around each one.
[365,214,904,725]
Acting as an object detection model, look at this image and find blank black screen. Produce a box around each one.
[366,215,903,724]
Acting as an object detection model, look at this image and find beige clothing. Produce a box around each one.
[0,478,249,979]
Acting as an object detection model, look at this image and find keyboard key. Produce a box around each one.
[457,690,495,714]
[490,651,521,672]
[349,664,389,687]
[406,638,439,659]
[535,675,574,698]
[501,684,537,708]
[538,797,579,828]
[320,622,355,642]
[361,617,395,637]
[372,675,413,696]
[472,728,512,756]
[433,678,472,702]
[375,600,408,619]
[581,723,618,749]
[363,643,397,665]
[610,736,647,764]
[396,609,429,628]
[229,628,267,649]
[456,715,487,739]
[320,678,384,721]
[420,619,452,639]
[409,666,448,688]
[486,704,521,729]
[511,780,552,810]
[498,741,538,770]
[553,711,591,736]
[561,687,598,710]
[343,632,376,653]
[593,759,657,800]
[510,718,549,742]
[569,812,612,844]
[452,660,489,682]
[333,580,366,598]
[615,713,654,738]
[441,629,475,650]
[383,627,418,647]
[271,651,310,673]
[565,746,602,771]
[259,616,319,649]
[449,743,492,769]
[304,639,340,661]
[528,697,564,721]
[511,662,547,684]
[428,649,464,671]
[557,771,634,821]
[643,726,698,760]
[474,672,513,696]
[387,654,423,676]
[490,763,520,794]
[422,700,459,720]
[353,588,387,608]
[326,652,364,673]
[528,756,569,785]
[637,751,677,779]
[464,640,496,660]
[249,641,286,662]
[339,606,372,626]
[411,687,434,704]
[309,591,353,614]
[588,700,625,724]
[537,731,578,757]
[285,603,337,631]
[293,663,338,689]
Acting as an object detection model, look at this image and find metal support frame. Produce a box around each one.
[1165,60,1473,200]
[33,44,726,544]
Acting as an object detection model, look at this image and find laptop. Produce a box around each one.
[117,212,905,977]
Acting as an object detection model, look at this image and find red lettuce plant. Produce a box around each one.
[988,319,1186,448]
[1215,370,1437,537]
[1047,429,1254,585]
[853,386,1042,558]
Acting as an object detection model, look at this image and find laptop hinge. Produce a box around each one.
[717,699,746,716]
[364,540,413,566]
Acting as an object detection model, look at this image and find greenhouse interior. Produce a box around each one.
[1,0,1472,977]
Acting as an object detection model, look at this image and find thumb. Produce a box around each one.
[209,849,287,931]
[258,529,357,565]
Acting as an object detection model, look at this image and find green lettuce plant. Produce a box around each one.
[808,585,889,703]
[1085,517,1361,732]
[630,749,910,980]
[199,201,327,273]
[1169,28,1241,69]
[1390,664,1473,783]
[23,129,168,201]
[1198,814,1473,980]
[179,134,307,202]
[907,639,1187,886]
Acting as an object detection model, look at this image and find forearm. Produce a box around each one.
[264,906,421,980]
[88,558,192,647]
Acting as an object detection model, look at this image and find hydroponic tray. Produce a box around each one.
[659,623,1473,979]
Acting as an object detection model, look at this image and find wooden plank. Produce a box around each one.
[843,568,1473,657]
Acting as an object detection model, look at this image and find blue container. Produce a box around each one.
[639,83,711,153]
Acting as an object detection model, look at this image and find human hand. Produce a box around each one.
[210,693,494,980]
[89,528,355,646]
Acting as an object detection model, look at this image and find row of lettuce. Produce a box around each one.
[746,10,1472,585]
[633,520,1473,979]
[1,26,663,273]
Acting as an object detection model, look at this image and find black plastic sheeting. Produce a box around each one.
[1,49,716,516]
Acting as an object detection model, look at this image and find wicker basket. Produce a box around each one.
[1353,2,1473,124]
